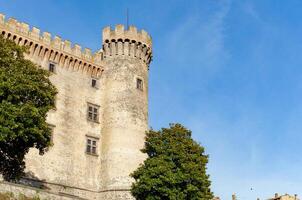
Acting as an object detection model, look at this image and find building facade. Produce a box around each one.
[0,13,152,200]
[268,193,299,200]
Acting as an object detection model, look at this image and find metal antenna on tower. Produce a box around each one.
[126,8,129,30]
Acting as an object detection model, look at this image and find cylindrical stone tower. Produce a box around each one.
[100,25,152,199]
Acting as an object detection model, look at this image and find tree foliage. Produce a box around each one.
[131,123,213,200]
[0,36,57,181]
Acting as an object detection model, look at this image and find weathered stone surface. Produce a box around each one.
[0,181,86,200]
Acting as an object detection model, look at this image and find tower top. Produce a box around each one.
[102,25,152,48]
[102,25,152,65]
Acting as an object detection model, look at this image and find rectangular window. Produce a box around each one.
[86,137,98,155]
[136,78,143,91]
[49,63,55,73]
[91,78,97,88]
[87,103,99,122]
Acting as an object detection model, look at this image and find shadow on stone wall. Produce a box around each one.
[16,171,48,190]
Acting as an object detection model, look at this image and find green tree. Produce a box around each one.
[131,123,213,200]
[0,36,57,181]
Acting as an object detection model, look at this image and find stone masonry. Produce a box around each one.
[0,13,152,200]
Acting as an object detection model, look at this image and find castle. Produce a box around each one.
[0,13,152,200]
[0,13,300,200]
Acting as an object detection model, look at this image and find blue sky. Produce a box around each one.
[1,0,302,199]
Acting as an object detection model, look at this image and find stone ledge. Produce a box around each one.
[0,181,87,200]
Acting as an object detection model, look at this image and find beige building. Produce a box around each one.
[0,13,152,200]
[268,193,299,200]
[216,193,300,200]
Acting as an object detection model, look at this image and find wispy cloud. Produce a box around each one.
[150,0,232,129]
[242,1,261,22]
[163,0,231,75]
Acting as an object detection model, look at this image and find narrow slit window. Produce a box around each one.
[91,78,97,88]
[48,124,55,144]
[136,78,143,91]
[45,124,55,151]
[49,63,56,73]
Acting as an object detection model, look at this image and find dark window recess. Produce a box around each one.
[49,125,55,143]
[87,104,99,122]
[91,79,97,88]
[86,138,97,155]
[45,124,55,151]
[49,63,55,73]
[136,78,143,90]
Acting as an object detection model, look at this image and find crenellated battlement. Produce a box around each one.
[102,25,152,47]
[0,13,104,76]
[102,25,152,65]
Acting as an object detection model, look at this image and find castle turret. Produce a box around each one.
[100,25,152,198]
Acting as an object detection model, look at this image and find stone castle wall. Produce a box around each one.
[0,13,152,200]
